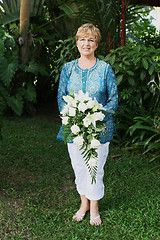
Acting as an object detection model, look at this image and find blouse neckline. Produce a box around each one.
[76,58,98,71]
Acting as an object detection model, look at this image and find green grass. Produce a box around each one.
[0,115,160,239]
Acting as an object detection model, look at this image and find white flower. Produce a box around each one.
[62,116,69,125]
[78,102,88,112]
[74,90,91,102]
[90,139,101,149]
[83,113,93,127]
[92,105,100,112]
[73,136,84,146]
[63,95,74,103]
[70,99,77,108]
[68,107,76,116]
[60,105,69,115]
[88,158,98,167]
[87,100,96,109]
[93,112,105,121]
[71,125,80,134]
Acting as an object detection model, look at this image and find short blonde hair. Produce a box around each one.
[76,23,101,44]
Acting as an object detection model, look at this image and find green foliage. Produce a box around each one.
[0,53,18,87]
[0,27,42,116]
[51,36,78,83]
[102,43,160,114]
[129,14,160,48]
[0,95,5,139]
[129,116,160,162]
[101,44,160,158]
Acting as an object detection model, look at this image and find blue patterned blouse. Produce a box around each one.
[57,58,118,143]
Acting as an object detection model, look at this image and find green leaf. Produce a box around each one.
[127,70,134,76]
[128,77,135,86]
[142,58,149,70]
[0,40,5,56]
[0,56,18,87]
[110,55,116,65]
[116,75,123,85]
[6,94,23,116]
[23,60,39,74]
[149,65,155,75]
[140,70,146,81]
[25,83,37,103]
[0,12,20,25]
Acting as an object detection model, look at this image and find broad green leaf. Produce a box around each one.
[0,56,18,87]
[149,65,155,75]
[116,75,123,85]
[110,55,116,65]
[6,94,23,116]
[127,70,134,76]
[142,58,149,70]
[128,77,135,86]
[0,12,20,25]
[25,83,37,103]
[140,70,146,81]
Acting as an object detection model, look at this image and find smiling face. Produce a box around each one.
[76,34,98,58]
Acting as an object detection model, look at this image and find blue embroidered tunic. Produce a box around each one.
[57,58,118,143]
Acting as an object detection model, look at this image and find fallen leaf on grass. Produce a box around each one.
[111,154,121,160]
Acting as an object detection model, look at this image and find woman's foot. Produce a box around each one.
[73,195,90,222]
[90,200,102,226]
[72,211,87,222]
[90,215,102,226]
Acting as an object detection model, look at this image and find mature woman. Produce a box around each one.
[57,23,118,226]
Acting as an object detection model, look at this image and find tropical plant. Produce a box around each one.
[0,26,46,116]
[0,94,5,139]
[50,36,78,84]
[66,0,152,53]
[129,115,160,162]
[102,43,160,114]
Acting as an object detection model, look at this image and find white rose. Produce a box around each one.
[73,136,84,146]
[71,125,80,134]
[62,116,69,125]
[69,107,76,116]
[78,102,87,112]
[90,139,101,149]
[63,95,74,103]
[88,158,98,167]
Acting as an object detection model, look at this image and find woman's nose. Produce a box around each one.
[84,40,89,45]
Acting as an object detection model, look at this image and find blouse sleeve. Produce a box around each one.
[103,64,118,121]
[57,64,68,112]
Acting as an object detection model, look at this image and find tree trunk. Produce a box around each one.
[19,0,31,65]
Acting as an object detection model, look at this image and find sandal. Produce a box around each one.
[90,215,102,226]
[73,211,86,222]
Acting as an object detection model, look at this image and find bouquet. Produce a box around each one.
[60,90,106,184]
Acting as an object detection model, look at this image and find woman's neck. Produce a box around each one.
[78,56,96,69]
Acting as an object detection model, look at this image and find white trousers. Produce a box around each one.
[67,142,110,200]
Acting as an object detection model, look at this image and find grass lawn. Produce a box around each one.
[0,112,159,239]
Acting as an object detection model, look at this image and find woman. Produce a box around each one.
[57,23,118,226]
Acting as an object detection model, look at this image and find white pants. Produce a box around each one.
[67,142,110,200]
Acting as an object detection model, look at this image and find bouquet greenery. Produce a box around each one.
[60,90,106,184]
